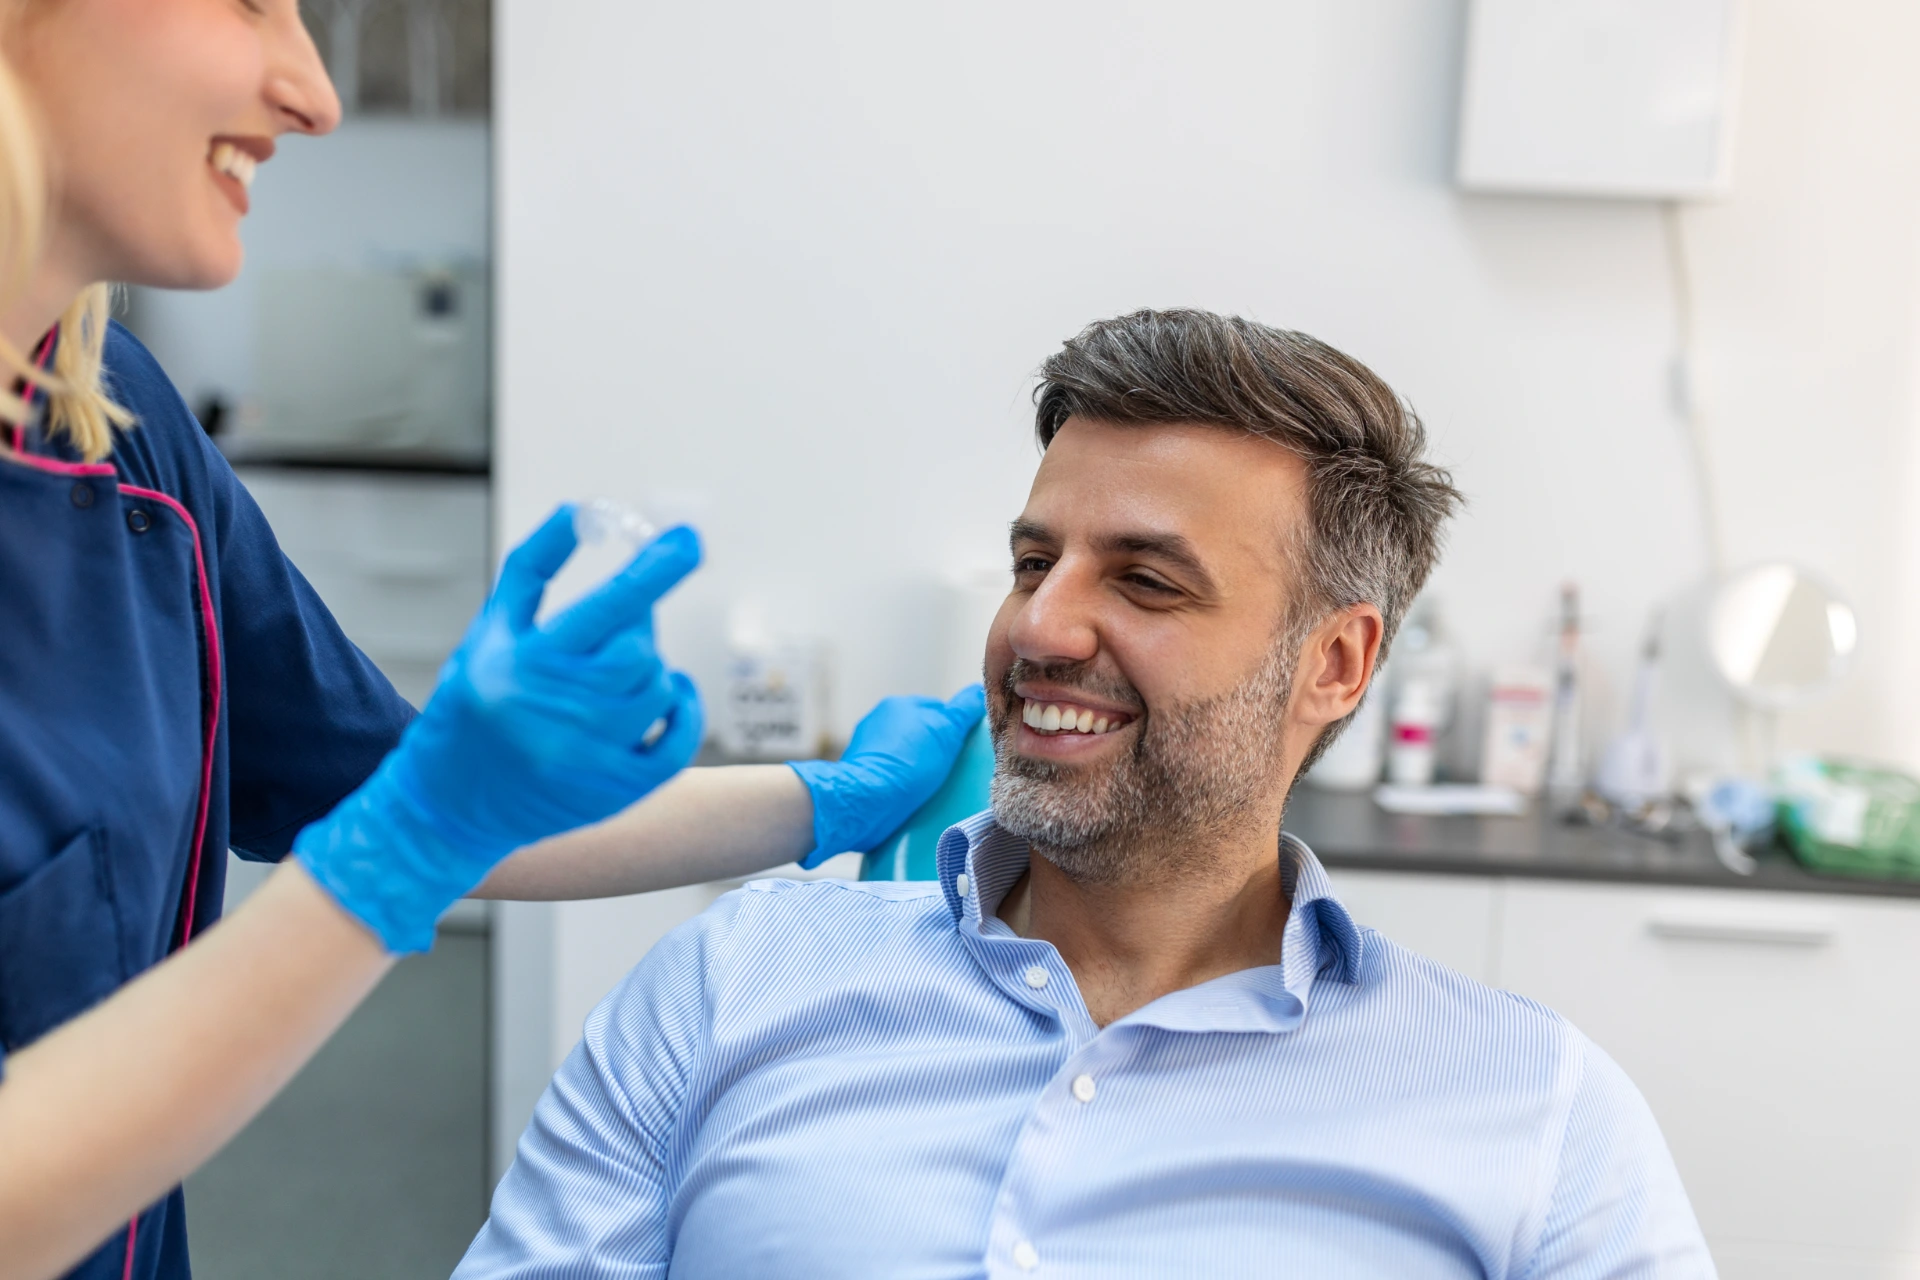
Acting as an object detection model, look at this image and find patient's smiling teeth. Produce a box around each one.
[1019,699,1128,737]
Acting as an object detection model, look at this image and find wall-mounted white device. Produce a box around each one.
[247,261,490,462]
[1457,0,1745,199]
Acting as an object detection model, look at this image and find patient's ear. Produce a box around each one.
[1291,604,1383,729]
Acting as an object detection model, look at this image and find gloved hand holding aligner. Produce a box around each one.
[295,507,707,952]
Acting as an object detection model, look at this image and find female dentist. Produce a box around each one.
[0,5,983,1280]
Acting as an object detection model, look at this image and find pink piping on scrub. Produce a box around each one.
[8,330,55,453]
[111,485,222,1280]
[11,328,224,1280]
[120,485,222,952]
[3,450,116,478]
[2,334,112,477]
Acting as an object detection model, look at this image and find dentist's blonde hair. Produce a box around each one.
[0,22,132,462]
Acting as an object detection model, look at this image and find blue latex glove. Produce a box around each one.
[788,684,987,868]
[296,507,707,952]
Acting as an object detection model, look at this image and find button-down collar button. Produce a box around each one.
[955,873,970,897]
[1071,1072,1096,1103]
[1012,1240,1039,1271]
[126,509,151,534]
[1023,966,1049,990]
[70,482,94,508]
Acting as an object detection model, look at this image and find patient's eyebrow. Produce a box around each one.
[1094,531,1218,594]
[1009,518,1056,551]
[1012,518,1218,594]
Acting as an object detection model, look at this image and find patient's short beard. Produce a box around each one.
[988,643,1297,886]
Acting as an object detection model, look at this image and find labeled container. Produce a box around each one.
[1480,666,1553,794]
[1387,681,1443,787]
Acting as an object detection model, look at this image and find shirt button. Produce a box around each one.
[1071,1073,1097,1103]
[955,873,970,897]
[1023,966,1049,989]
[70,481,94,508]
[1012,1240,1039,1271]
[126,509,151,534]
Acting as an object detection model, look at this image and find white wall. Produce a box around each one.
[493,0,1920,1167]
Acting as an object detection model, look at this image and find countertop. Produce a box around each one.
[1282,786,1920,900]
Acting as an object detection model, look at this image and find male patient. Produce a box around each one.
[457,310,1712,1278]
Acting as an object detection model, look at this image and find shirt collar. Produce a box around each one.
[935,812,1368,1032]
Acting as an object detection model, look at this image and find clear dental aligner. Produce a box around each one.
[573,498,658,549]
[571,498,670,747]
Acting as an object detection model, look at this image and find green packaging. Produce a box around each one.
[1775,755,1920,877]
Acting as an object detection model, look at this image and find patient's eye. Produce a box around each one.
[1122,570,1179,596]
[1013,554,1052,579]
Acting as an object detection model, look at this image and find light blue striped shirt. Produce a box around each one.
[457,813,1712,1278]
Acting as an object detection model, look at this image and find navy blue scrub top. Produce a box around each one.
[0,322,416,1280]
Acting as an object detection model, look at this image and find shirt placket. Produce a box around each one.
[963,921,1116,1277]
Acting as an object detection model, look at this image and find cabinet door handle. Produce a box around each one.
[1647,907,1835,947]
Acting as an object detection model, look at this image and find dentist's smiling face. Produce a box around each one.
[10,0,340,291]
[984,416,1319,882]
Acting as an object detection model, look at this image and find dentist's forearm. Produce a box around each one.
[469,766,817,900]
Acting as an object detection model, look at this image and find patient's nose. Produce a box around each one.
[1008,565,1099,665]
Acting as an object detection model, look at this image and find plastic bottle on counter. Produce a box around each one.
[1387,679,1444,787]
[1383,598,1458,788]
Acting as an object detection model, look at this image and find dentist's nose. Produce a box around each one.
[267,6,344,136]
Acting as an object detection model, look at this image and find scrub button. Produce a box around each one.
[69,482,94,508]
[954,874,970,898]
[1012,1241,1039,1271]
[1024,966,1049,989]
[1071,1073,1097,1103]
[126,509,151,534]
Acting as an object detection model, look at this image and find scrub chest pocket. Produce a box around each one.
[0,826,132,1051]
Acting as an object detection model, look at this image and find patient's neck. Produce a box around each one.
[995,818,1291,1029]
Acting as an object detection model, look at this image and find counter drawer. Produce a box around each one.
[1497,880,1920,1274]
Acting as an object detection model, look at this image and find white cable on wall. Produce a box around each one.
[1660,198,1730,578]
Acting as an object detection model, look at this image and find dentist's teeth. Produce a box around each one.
[210,142,258,190]
[1040,704,1062,732]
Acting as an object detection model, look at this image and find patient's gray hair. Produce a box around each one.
[1032,308,1462,770]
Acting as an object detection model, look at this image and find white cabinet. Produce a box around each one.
[236,468,490,705]
[1496,881,1920,1279]
[1323,869,1502,985]
[1324,867,1920,1276]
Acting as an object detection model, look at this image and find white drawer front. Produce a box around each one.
[1498,880,1920,1273]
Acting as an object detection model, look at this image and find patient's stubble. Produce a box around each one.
[988,641,1296,886]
